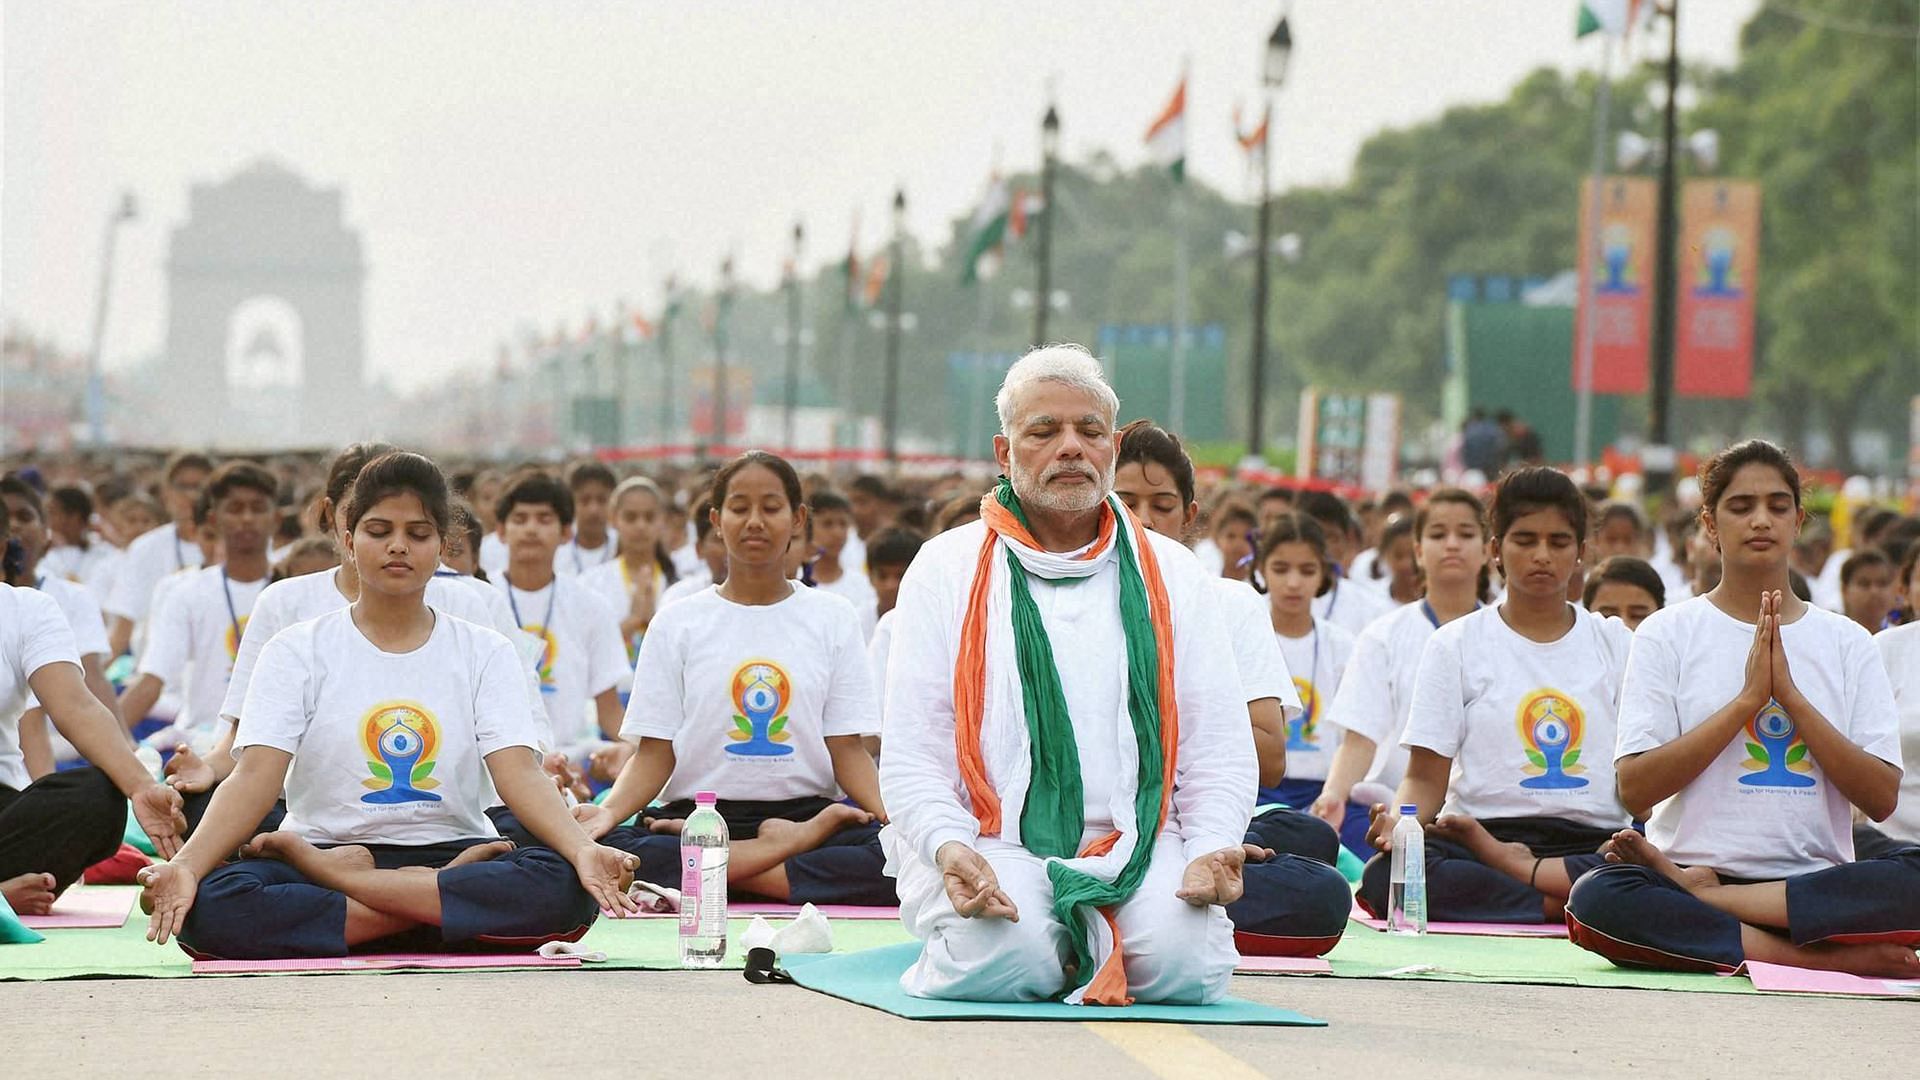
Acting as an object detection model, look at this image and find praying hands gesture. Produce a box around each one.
[1738,590,1782,714]
[1175,846,1247,907]
[936,841,1019,920]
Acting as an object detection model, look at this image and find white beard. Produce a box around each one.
[1010,456,1114,515]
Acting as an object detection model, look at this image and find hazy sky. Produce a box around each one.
[3,0,1760,392]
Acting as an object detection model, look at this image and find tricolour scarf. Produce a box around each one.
[953,478,1178,1006]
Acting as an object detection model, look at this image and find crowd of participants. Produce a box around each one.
[2,347,1918,991]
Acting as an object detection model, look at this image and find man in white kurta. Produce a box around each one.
[879,346,1255,1005]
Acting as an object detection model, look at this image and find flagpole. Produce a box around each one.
[658,280,675,451]
[1574,34,1614,472]
[970,272,993,459]
[1171,175,1190,437]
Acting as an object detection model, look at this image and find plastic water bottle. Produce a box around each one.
[679,791,730,968]
[1388,804,1427,936]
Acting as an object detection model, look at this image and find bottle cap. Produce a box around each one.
[1399,804,1418,815]
[694,791,718,805]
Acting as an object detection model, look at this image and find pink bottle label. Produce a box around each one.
[679,849,702,934]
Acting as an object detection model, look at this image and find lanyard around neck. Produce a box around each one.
[220,567,244,647]
[1420,597,1482,628]
[508,576,558,631]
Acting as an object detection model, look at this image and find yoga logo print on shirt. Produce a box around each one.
[727,659,794,757]
[1516,688,1588,790]
[360,702,444,804]
[1288,675,1321,752]
[225,615,248,662]
[1740,698,1815,789]
[524,623,559,695]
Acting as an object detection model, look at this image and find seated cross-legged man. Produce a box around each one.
[881,346,1255,1006]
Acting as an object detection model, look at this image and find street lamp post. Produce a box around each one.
[1246,15,1292,464]
[784,221,805,452]
[1033,104,1060,348]
[658,276,677,448]
[883,189,907,471]
[1645,0,1683,492]
[86,191,137,450]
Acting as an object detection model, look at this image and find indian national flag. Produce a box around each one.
[1577,0,1646,38]
[960,174,1012,284]
[862,252,891,309]
[1144,75,1187,182]
[842,217,861,311]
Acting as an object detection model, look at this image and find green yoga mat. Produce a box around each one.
[783,943,1324,1025]
[1312,920,1755,995]
[0,893,916,981]
[0,896,45,945]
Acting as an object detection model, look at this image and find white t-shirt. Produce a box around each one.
[41,541,122,610]
[622,583,878,805]
[237,607,540,846]
[659,569,714,610]
[105,524,202,624]
[1273,619,1355,782]
[868,607,898,730]
[493,573,629,752]
[1329,601,1464,789]
[1812,549,1849,612]
[1404,605,1632,830]
[553,536,616,577]
[669,542,706,583]
[1616,597,1902,879]
[138,565,268,738]
[478,532,510,580]
[1312,575,1399,638]
[1211,578,1300,713]
[817,570,880,639]
[1193,537,1224,576]
[0,585,80,790]
[1875,623,1920,845]
[36,577,111,660]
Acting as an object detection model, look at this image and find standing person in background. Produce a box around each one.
[105,452,213,658]
[1460,410,1506,478]
[1497,410,1544,466]
[553,461,617,577]
[1566,441,1918,978]
[1839,550,1896,634]
[492,472,628,762]
[40,485,123,610]
[1315,488,1490,857]
[808,491,879,633]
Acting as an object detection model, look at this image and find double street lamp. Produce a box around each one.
[86,191,138,449]
[1032,103,1061,347]
[882,188,907,470]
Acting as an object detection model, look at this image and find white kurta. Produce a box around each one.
[878,516,1253,1003]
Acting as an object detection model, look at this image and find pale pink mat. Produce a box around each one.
[1235,955,1333,975]
[629,903,901,920]
[20,887,136,930]
[1349,901,1569,938]
[1740,960,1920,998]
[192,953,582,974]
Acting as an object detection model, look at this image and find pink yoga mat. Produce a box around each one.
[1236,955,1333,975]
[628,903,901,920]
[1349,901,1569,938]
[1741,960,1920,998]
[192,953,582,974]
[19,887,136,930]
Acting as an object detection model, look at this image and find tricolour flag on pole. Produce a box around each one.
[1144,74,1187,182]
[841,216,862,312]
[1577,0,1647,38]
[862,252,891,309]
[960,174,1012,284]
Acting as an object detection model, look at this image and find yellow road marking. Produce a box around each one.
[1084,1022,1267,1080]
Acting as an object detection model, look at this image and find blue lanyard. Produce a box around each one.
[1420,598,1482,628]
[507,576,558,632]
[1324,578,1339,620]
[174,530,188,571]
[571,541,585,574]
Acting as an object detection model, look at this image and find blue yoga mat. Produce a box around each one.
[782,943,1324,1026]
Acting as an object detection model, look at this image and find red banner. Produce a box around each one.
[1674,179,1760,398]
[689,366,753,439]
[1574,176,1656,394]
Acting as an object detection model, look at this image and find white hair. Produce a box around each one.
[994,344,1119,437]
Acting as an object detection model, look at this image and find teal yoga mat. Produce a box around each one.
[0,896,45,945]
[782,943,1325,1025]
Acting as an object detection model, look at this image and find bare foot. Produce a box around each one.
[1430,814,1534,878]
[2,872,57,915]
[243,833,377,889]
[1602,830,1717,892]
[760,803,872,852]
[1745,927,1920,979]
